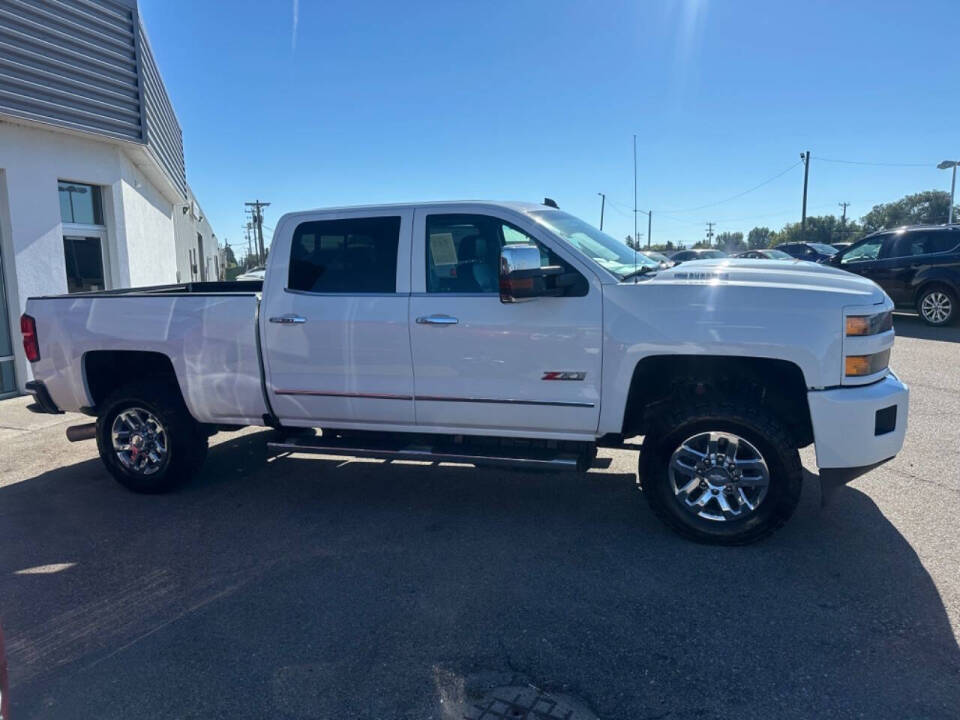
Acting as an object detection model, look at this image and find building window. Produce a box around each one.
[63,236,106,293]
[58,181,103,225]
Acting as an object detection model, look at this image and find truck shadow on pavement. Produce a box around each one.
[2,430,958,719]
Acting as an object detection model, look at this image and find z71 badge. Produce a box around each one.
[542,371,586,381]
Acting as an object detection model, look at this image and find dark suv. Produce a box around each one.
[829,225,960,326]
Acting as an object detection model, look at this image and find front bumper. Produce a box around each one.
[807,372,908,471]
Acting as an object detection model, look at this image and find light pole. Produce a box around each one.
[638,209,652,248]
[597,192,606,230]
[937,160,958,224]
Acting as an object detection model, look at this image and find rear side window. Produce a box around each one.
[288,216,401,293]
[888,232,959,258]
[924,232,960,254]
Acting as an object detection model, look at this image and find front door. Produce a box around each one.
[408,206,603,436]
[260,209,415,427]
[838,233,890,294]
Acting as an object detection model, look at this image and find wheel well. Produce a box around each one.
[915,280,956,304]
[83,351,182,411]
[622,355,813,448]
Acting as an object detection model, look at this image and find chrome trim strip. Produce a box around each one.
[274,389,414,400]
[416,395,595,408]
[272,389,594,408]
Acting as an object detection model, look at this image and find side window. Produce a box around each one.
[889,233,927,258]
[778,245,801,258]
[841,235,885,264]
[924,232,960,255]
[425,214,575,294]
[288,216,400,293]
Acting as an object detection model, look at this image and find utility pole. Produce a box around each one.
[597,192,606,230]
[242,223,253,269]
[647,210,652,249]
[245,200,270,265]
[705,221,715,246]
[800,151,810,241]
[838,201,850,243]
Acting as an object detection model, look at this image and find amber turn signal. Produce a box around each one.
[845,349,890,376]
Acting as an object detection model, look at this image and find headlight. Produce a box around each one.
[845,349,890,376]
[845,311,893,336]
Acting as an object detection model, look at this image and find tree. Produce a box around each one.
[773,215,863,246]
[747,226,774,249]
[715,231,745,252]
[861,190,958,232]
[223,244,237,267]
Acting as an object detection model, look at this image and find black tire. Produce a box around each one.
[95,381,208,494]
[638,400,802,545]
[916,285,956,326]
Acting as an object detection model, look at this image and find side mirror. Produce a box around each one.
[499,244,562,303]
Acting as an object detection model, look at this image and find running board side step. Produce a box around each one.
[267,436,585,471]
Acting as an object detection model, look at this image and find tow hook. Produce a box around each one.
[65,423,97,442]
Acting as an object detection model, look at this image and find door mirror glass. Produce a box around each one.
[499,244,562,303]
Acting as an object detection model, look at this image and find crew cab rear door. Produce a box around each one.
[408,205,603,436]
[260,208,415,426]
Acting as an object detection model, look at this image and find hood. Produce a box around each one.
[647,258,885,303]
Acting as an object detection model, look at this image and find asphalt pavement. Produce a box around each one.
[0,312,958,719]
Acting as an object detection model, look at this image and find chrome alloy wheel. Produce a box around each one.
[111,407,168,475]
[667,431,770,522]
[920,291,952,324]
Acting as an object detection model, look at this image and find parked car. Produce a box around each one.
[829,225,960,326]
[669,248,728,264]
[735,249,794,260]
[236,267,265,281]
[22,201,908,545]
[641,250,674,268]
[831,242,853,251]
[775,242,838,263]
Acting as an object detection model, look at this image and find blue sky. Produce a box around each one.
[140,0,959,254]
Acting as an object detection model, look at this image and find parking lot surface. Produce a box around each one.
[1,314,958,719]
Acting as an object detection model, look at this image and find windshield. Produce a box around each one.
[529,210,659,279]
[765,249,793,259]
[809,243,838,255]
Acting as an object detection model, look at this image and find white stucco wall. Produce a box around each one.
[173,186,220,283]
[0,120,180,390]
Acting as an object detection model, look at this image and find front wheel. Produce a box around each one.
[917,286,956,326]
[96,381,208,493]
[639,401,802,545]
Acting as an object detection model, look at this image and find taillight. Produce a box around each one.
[21,313,40,362]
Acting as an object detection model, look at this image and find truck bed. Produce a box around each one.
[30,280,263,298]
[25,285,268,425]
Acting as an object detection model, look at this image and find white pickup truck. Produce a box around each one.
[21,201,908,544]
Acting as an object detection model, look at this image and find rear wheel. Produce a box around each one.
[917,285,956,326]
[639,400,802,545]
[96,382,208,493]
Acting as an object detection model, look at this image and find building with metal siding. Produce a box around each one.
[0,0,215,396]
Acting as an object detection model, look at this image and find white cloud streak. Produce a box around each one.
[291,0,299,52]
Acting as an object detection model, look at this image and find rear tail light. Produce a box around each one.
[20,313,40,362]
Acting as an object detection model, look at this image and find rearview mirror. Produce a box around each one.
[499,244,562,303]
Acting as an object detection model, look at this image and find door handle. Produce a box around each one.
[416,314,459,325]
[269,314,307,325]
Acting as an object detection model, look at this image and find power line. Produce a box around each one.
[660,160,803,214]
[813,156,931,168]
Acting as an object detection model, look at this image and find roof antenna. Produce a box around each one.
[543,197,558,208]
